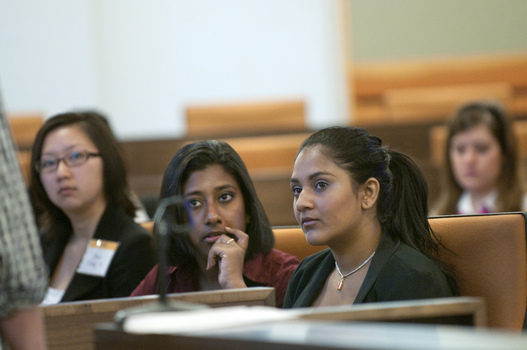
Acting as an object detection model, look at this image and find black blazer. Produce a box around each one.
[42,205,156,302]
[283,233,454,308]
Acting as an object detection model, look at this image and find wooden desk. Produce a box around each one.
[43,287,275,350]
[94,297,489,350]
[296,296,486,328]
[95,320,527,350]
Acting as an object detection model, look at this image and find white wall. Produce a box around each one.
[0,0,349,140]
[0,1,99,114]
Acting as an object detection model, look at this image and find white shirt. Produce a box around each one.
[456,190,527,214]
[41,287,65,306]
[456,190,498,214]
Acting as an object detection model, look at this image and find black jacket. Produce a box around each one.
[42,205,156,302]
[284,233,453,308]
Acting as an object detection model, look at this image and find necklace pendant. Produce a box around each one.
[337,278,344,291]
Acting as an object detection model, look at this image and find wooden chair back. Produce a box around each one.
[186,100,306,138]
[220,133,310,174]
[430,212,527,331]
[273,226,327,261]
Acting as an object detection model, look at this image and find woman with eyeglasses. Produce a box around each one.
[29,112,156,304]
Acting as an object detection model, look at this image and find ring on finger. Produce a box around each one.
[226,238,235,245]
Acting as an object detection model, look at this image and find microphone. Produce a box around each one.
[114,195,209,325]
[152,195,191,305]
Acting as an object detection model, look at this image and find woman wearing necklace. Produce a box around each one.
[284,126,457,308]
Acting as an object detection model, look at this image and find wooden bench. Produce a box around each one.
[123,131,310,226]
[42,287,275,350]
[273,226,326,260]
[351,53,527,125]
[7,112,44,185]
[220,133,310,173]
[7,112,44,150]
[186,100,307,138]
[221,133,310,225]
[383,83,512,123]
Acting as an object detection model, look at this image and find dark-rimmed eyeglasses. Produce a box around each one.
[36,151,101,174]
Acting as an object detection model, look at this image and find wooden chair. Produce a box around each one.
[272,212,527,331]
[42,287,276,350]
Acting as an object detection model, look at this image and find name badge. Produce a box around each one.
[76,239,120,277]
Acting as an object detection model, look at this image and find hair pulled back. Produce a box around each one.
[298,126,457,292]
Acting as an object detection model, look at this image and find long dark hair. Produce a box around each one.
[434,101,523,214]
[29,112,136,237]
[298,126,457,292]
[160,140,274,267]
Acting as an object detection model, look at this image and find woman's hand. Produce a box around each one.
[206,227,249,289]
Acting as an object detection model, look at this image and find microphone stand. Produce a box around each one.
[114,196,209,325]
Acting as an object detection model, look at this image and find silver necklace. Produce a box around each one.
[335,252,375,291]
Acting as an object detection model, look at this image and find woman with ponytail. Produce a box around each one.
[284,126,456,308]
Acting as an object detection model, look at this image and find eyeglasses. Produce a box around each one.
[36,151,101,174]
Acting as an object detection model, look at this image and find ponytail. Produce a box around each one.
[387,150,458,294]
[386,151,434,251]
[298,126,458,294]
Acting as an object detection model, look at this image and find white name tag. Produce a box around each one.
[76,239,120,277]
